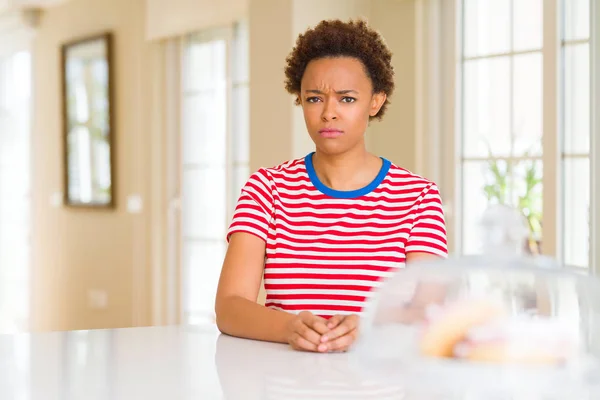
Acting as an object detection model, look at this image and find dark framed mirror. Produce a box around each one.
[61,32,115,208]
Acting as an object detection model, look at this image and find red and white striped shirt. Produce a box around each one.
[226,153,447,318]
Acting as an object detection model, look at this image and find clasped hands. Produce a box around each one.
[286,311,359,353]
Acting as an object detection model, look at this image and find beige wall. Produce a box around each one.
[248,0,294,173]
[31,0,155,331]
[145,0,248,40]
[369,0,418,172]
[27,0,421,331]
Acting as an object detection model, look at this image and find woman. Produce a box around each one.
[215,19,448,353]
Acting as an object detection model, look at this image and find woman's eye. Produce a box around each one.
[306,97,321,103]
[341,97,356,103]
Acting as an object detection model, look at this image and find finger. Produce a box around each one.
[322,329,358,352]
[302,314,329,336]
[289,332,318,352]
[321,316,358,342]
[326,315,345,330]
[296,320,322,346]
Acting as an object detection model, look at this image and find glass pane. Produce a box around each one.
[564,0,590,41]
[182,167,227,240]
[230,164,250,211]
[4,52,31,112]
[463,57,511,157]
[463,0,511,57]
[233,164,250,195]
[231,85,249,164]
[182,90,227,166]
[184,39,226,92]
[0,52,31,333]
[563,157,590,267]
[462,160,509,254]
[512,160,543,254]
[232,20,249,84]
[513,53,542,156]
[513,0,542,51]
[0,61,6,109]
[183,240,226,323]
[0,171,29,225]
[564,43,590,154]
[184,40,211,91]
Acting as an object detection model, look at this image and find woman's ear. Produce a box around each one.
[369,92,387,117]
[295,94,302,106]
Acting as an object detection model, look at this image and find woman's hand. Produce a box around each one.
[318,314,360,353]
[286,311,331,352]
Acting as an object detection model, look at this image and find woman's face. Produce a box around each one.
[299,57,386,156]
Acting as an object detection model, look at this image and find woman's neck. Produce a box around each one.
[311,146,382,192]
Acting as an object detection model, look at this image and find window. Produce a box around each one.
[0,50,31,332]
[179,21,249,326]
[460,0,544,256]
[454,0,594,269]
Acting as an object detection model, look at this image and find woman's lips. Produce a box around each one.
[318,129,343,138]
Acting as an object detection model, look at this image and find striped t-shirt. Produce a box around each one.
[226,153,448,318]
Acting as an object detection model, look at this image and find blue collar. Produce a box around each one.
[304,152,391,199]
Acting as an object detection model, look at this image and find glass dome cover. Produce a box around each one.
[353,205,600,399]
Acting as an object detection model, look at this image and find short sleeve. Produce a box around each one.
[405,183,448,257]
[226,168,274,243]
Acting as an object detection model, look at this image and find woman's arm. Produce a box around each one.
[215,232,293,343]
[406,251,443,264]
[406,252,447,307]
[215,232,330,347]
[366,252,447,325]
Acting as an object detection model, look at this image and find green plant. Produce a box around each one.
[482,152,543,254]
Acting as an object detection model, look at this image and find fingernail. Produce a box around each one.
[321,336,328,343]
[318,344,328,352]
[328,323,334,328]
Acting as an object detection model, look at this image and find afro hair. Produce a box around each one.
[284,19,395,120]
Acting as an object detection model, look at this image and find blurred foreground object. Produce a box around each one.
[354,205,600,399]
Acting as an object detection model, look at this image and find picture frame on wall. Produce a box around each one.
[61,32,115,209]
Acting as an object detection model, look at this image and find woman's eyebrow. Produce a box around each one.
[304,89,359,95]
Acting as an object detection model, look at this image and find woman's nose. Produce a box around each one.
[321,99,338,121]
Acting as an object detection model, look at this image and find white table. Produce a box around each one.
[0,325,406,400]
[2,325,598,399]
